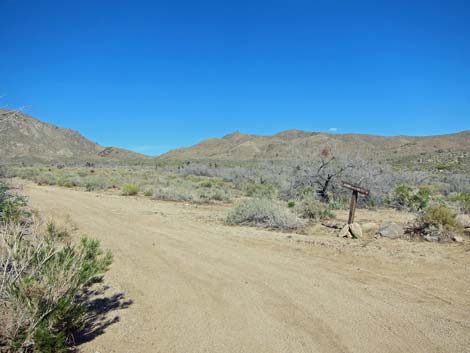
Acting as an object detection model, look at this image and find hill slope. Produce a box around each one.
[0,109,150,164]
[159,129,470,169]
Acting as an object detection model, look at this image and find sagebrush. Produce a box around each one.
[226,198,304,230]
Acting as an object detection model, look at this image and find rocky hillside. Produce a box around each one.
[160,129,470,171]
[0,109,150,164]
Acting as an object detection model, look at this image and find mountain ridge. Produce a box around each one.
[1,109,468,168]
[159,129,470,164]
[0,109,150,164]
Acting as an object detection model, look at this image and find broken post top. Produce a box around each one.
[341,181,370,195]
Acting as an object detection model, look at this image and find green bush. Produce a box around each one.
[295,196,335,221]
[226,198,304,230]
[0,181,114,352]
[121,183,140,196]
[414,204,464,240]
[389,184,431,211]
[0,184,28,223]
[419,204,464,234]
[0,223,113,352]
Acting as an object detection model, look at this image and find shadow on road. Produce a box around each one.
[74,286,133,347]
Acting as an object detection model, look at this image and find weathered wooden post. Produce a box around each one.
[339,181,370,238]
[348,190,358,224]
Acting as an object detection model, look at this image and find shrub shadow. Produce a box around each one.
[73,287,133,347]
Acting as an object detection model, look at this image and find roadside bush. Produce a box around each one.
[295,196,335,221]
[414,204,464,240]
[0,222,113,352]
[35,172,57,186]
[226,198,304,230]
[154,186,194,202]
[83,176,108,192]
[0,184,29,223]
[0,181,113,352]
[121,183,140,196]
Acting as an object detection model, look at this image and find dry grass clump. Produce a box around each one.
[226,198,304,230]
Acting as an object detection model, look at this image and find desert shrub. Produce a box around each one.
[413,204,464,240]
[198,186,231,202]
[226,198,304,230]
[0,184,29,223]
[419,204,463,233]
[199,181,213,188]
[388,184,431,211]
[121,183,140,196]
[154,186,194,202]
[35,172,58,186]
[0,181,113,352]
[83,176,108,192]
[245,182,275,199]
[0,222,112,352]
[295,196,335,221]
[144,189,153,197]
[449,192,470,214]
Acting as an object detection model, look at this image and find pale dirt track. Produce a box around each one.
[21,182,470,353]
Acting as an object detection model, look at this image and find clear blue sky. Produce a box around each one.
[1,0,469,155]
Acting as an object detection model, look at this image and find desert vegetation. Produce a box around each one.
[0,180,113,352]
[4,151,470,242]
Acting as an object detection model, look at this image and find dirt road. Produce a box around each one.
[21,183,470,353]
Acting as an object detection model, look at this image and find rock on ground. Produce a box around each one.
[350,223,363,238]
[338,224,350,238]
[378,222,404,239]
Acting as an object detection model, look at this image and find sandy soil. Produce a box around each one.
[19,182,470,353]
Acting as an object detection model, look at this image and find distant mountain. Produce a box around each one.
[159,129,470,170]
[0,109,150,164]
